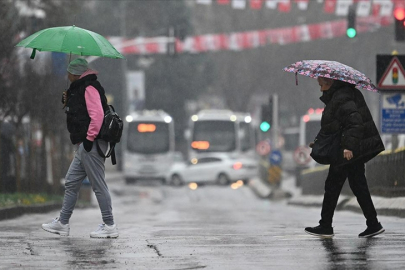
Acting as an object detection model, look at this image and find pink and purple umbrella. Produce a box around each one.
[283,60,378,92]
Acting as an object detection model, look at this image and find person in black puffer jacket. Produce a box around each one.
[305,78,385,239]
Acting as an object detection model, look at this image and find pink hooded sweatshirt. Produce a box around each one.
[80,69,104,142]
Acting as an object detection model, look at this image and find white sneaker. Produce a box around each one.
[90,224,119,239]
[42,217,70,236]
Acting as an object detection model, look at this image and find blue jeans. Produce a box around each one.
[59,140,114,226]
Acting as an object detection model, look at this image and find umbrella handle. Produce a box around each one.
[30,48,36,59]
[295,72,298,86]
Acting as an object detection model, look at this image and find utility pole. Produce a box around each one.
[271,94,279,149]
[118,0,128,171]
[167,26,176,56]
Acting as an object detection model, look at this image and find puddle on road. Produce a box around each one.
[320,238,379,269]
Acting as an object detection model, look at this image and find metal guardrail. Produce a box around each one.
[298,148,405,197]
[366,147,405,197]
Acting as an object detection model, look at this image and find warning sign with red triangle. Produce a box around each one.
[378,57,405,90]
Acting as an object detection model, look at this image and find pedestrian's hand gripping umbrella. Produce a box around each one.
[282,60,378,92]
[16,25,124,60]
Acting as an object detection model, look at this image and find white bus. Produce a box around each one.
[123,110,175,184]
[299,108,323,148]
[186,110,258,181]
[188,110,238,157]
[234,111,256,159]
[296,108,323,171]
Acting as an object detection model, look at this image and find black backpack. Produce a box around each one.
[96,105,124,165]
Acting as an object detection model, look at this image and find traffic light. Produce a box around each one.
[346,6,356,38]
[395,6,405,41]
[260,105,271,132]
[260,96,273,132]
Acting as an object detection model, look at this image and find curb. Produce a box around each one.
[0,202,62,221]
[249,179,271,199]
[249,178,292,200]
[341,196,405,218]
[287,195,405,219]
[288,195,349,209]
[250,175,405,219]
[343,205,405,218]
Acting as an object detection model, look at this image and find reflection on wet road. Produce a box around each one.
[1,179,405,269]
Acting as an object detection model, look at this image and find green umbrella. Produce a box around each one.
[16,25,124,59]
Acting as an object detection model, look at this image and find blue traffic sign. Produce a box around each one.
[382,93,405,133]
[269,150,282,166]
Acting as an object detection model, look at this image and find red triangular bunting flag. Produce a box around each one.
[250,0,263,9]
[324,0,336,14]
[278,0,291,12]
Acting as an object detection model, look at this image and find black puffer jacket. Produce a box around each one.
[65,74,108,144]
[319,80,385,165]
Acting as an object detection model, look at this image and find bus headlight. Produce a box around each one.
[126,115,133,122]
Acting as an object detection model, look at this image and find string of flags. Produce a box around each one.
[107,15,391,56]
[196,0,399,17]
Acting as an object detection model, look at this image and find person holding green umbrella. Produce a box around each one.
[16,25,123,238]
[42,58,119,238]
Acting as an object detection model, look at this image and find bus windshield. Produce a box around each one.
[192,120,236,152]
[239,122,252,152]
[127,122,170,154]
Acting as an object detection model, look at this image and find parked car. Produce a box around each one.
[167,153,258,186]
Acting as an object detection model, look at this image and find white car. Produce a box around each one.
[167,153,258,186]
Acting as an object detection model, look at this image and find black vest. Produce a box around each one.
[65,74,108,144]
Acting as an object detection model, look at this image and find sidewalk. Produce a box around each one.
[249,173,405,219]
[0,164,122,221]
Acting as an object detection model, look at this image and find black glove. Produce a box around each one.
[83,139,93,152]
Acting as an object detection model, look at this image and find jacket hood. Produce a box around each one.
[80,69,98,79]
[320,80,355,105]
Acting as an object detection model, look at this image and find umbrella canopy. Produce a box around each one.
[283,60,377,92]
[16,25,124,59]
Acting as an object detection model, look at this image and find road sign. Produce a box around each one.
[382,93,405,133]
[256,140,271,156]
[293,146,311,165]
[378,57,405,90]
[377,55,405,91]
[269,150,282,166]
[268,165,281,185]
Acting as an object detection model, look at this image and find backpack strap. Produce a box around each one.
[96,140,117,165]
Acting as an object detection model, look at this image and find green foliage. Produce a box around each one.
[0,193,63,208]
[0,1,82,194]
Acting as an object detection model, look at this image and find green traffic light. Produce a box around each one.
[346,28,356,38]
[260,121,271,132]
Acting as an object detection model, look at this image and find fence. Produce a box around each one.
[299,148,405,197]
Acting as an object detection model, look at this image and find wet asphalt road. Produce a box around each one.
[1,178,405,270]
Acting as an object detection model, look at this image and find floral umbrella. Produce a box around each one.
[283,60,378,92]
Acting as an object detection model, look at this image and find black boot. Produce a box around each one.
[358,222,384,238]
[305,225,334,238]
